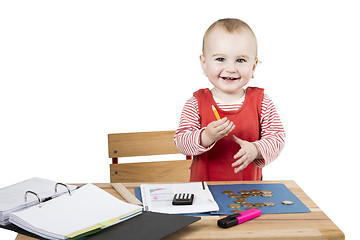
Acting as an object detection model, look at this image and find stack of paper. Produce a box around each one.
[0,178,77,226]
[140,182,219,214]
[10,183,142,240]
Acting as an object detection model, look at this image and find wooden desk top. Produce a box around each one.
[15,180,344,240]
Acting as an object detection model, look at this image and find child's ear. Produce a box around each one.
[252,58,258,71]
[251,58,258,78]
[200,54,207,74]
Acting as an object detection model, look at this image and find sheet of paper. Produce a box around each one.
[140,182,219,214]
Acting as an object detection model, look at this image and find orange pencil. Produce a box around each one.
[212,104,229,136]
[211,105,221,120]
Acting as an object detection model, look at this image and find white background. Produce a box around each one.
[1,0,359,239]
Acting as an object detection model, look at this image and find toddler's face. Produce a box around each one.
[201,27,258,97]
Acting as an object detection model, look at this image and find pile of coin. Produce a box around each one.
[222,189,293,213]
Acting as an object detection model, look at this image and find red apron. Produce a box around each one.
[190,87,264,181]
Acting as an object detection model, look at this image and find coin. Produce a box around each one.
[253,203,265,208]
[250,189,261,193]
[228,194,240,198]
[262,193,273,197]
[222,190,234,195]
[282,200,294,205]
[246,206,258,210]
[232,209,244,213]
[264,202,276,206]
[238,190,250,194]
[241,202,253,207]
[261,190,272,194]
[238,197,247,201]
[229,204,241,208]
[242,193,253,198]
[235,199,246,204]
[252,193,262,196]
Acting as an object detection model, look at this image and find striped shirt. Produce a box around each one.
[174,93,286,168]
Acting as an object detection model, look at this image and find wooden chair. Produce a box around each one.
[108,131,191,183]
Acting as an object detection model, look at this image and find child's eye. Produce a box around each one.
[215,57,225,62]
[237,58,246,63]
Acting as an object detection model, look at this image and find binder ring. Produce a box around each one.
[55,182,72,196]
[25,191,42,208]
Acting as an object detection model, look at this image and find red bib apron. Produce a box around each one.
[190,87,264,181]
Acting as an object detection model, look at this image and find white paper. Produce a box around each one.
[140,182,218,214]
[0,177,77,226]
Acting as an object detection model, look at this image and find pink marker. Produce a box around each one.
[217,209,262,228]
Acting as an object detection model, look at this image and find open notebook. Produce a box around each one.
[0,177,77,226]
[9,183,142,240]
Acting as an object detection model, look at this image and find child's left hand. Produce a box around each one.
[231,135,260,173]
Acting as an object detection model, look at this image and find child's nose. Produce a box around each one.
[224,62,236,73]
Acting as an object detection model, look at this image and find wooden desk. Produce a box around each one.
[15,181,344,240]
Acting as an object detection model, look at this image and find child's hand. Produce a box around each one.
[231,135,260,173]
[200,117,235,147]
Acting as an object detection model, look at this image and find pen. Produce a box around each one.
[211,105,221,120]
[201,179,205,190]
[217,209,262,228]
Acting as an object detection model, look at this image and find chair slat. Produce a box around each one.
[110,160,191,183]
[108,131,178,158]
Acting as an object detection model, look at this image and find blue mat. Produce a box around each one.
[135,183,310,215]
[208,183,310,215]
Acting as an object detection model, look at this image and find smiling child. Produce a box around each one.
[174,18,286,181]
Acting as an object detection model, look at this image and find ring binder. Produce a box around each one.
[55,182,72,196]
[24,191,42,208]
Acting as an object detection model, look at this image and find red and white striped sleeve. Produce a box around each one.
[253,94,286,168]
[174,96,214,156]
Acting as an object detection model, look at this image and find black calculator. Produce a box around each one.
[172,193,194,205]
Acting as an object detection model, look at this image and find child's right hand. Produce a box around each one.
[200,117,235,147]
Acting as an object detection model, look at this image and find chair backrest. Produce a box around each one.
[108,131,191,183]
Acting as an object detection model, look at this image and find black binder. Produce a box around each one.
[1,211,200,240]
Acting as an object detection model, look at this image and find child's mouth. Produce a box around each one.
[221,77,239,81]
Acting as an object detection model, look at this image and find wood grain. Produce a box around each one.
[108,131,178,158]
[110,160,191,183]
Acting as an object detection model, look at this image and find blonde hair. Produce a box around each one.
[202,18,258,58]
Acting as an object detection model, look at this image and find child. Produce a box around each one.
[174,18,285,181]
